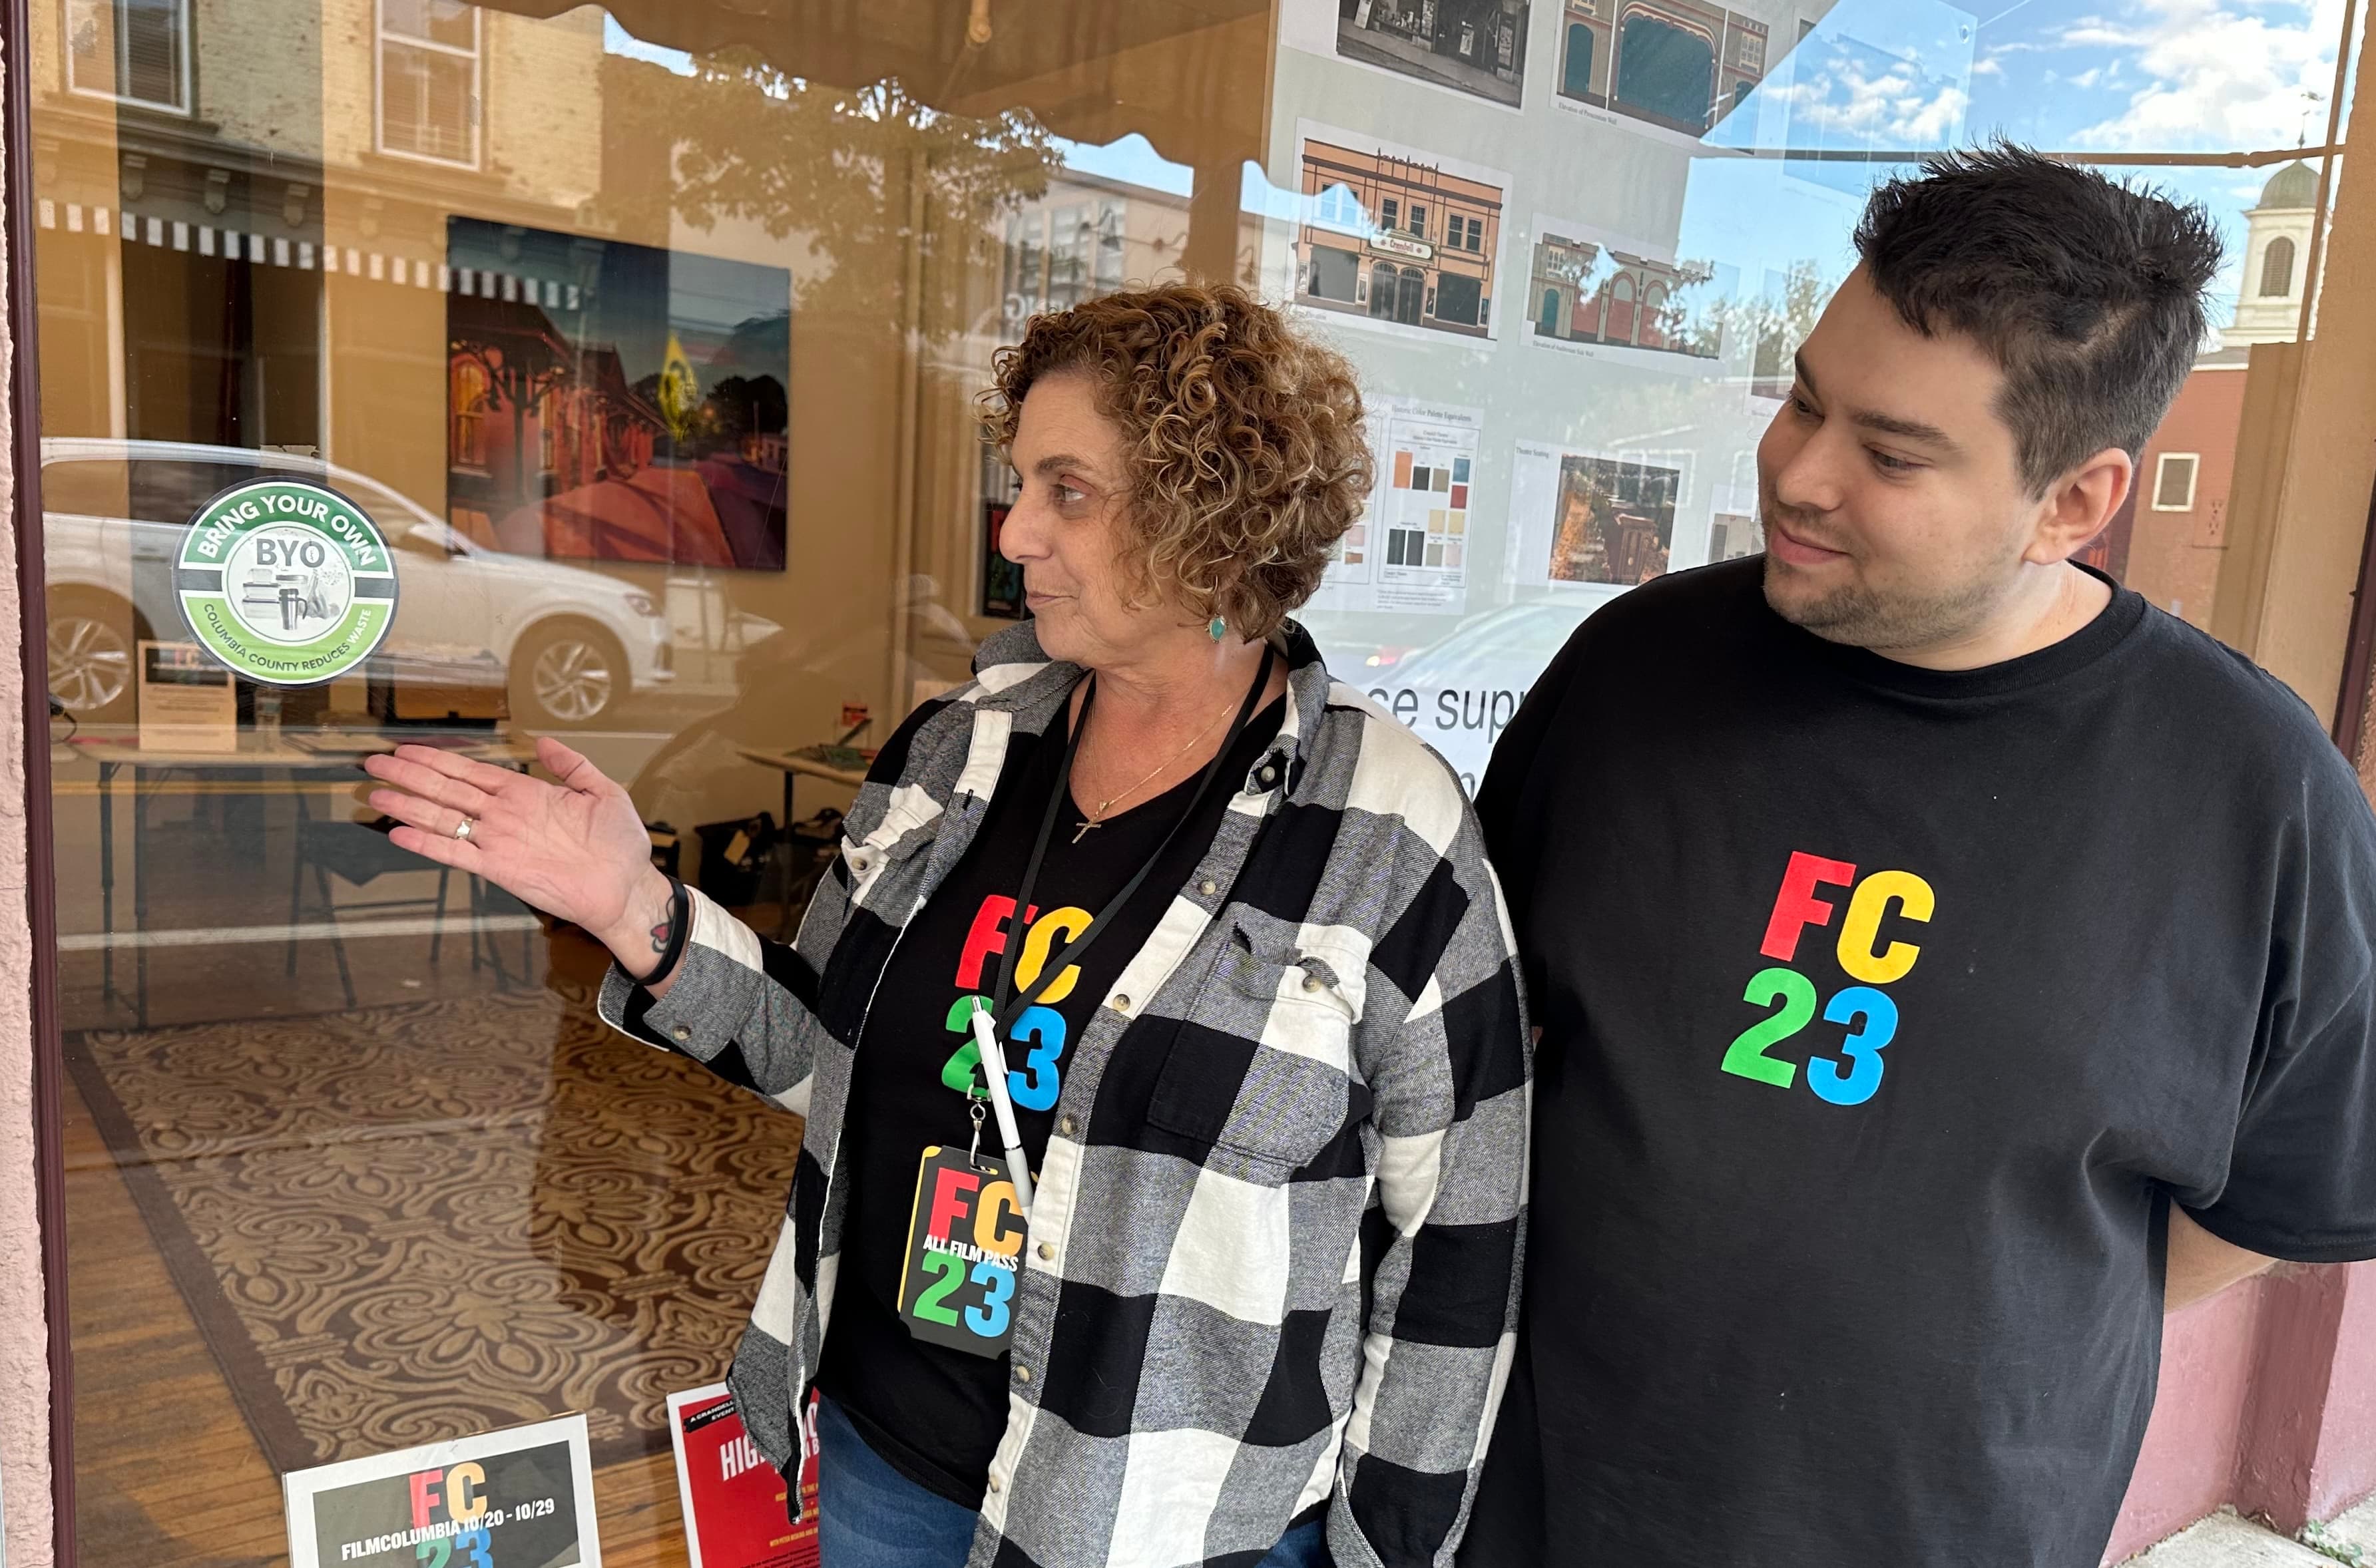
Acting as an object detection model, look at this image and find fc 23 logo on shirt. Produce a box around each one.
[1722,851,1935,1107]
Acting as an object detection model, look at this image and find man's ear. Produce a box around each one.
[2027,447,2133,566]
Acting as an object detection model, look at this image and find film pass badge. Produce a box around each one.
[175,477,399,686]
[897,1146,1026,1357]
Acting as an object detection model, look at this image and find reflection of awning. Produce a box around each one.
[480,0,1271,173]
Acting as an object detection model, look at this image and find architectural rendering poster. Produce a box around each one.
[447,217,791,570]
[1277,0,1531,110]
[1521,212,1721,369]
[1292,122,1511,345]
[1504,439,1685,588]
[1315,397,1484,615]
[1547,0,1776,148]
[282,1413,600,1568]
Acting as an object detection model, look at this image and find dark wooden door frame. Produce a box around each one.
[2332,469,2376,767]
[3,0,75,1556]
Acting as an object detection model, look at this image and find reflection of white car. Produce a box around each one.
[41,439,676,727]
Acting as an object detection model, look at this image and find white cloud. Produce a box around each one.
[1764,53,1973,144]
[2058,0,2352,151]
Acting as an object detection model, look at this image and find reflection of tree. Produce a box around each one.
[1679,258,1833,383]
[597,53,1066,337]
[1541,243,1600,290]
[710,375,789,444]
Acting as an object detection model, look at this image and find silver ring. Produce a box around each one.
[452,817,476,843]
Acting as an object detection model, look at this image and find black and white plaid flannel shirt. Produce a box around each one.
[599,619,1531,1568]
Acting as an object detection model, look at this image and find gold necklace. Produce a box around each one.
[1072,690,1234,845]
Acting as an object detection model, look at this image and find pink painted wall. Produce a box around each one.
[2104,1277,2271,1562]
[2104,1264,2376,1563]
[0,44,56,1563]
[2306,1264,2376,1521]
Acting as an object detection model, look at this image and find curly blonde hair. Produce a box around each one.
[980,282,1373,639]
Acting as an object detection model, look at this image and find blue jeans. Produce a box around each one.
[814,1396,1332,1568]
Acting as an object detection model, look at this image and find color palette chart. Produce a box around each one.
[1319,396,1482,614]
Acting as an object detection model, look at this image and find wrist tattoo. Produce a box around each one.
[648,901,675,956]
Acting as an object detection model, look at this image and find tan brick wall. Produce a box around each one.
[196,0,329,158]
[484,9,601,210]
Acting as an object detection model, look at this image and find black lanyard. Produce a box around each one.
[984,645,1278,1038]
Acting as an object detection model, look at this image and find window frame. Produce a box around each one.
[63,0,194,117]
[2152,452,2201,512]
[373,0,484,171]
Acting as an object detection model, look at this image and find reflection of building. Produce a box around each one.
[981,161,1274,346]
[2099,164,2308,622]
[1337,0,1531,107]
[1298,141,1503,337]
[1002,194,1128,327]
[1529,231,1714,355]
[2108,362,2247,625]
[31,0,608,572]
[1555,0,1768,135]
[2225,160,2316,347]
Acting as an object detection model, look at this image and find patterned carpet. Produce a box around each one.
[67,984,805,1473]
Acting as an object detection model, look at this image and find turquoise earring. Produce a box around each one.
[1208,616,1227,642]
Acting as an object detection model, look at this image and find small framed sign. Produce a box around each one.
[282,1414,600,1568]
[666,1386,818,1568]
[135,640,236,752]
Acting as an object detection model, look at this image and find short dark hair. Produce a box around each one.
[1853,143,2222,494]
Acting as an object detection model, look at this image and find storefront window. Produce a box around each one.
[30,0,2367,1560]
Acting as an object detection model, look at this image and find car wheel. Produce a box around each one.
[47,590,142,724]
[511,620,624,729]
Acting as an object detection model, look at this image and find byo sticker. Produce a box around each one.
[175,477,398,686]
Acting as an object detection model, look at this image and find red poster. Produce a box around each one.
[666,1385,820,1568]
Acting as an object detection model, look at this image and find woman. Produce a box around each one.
[365,283,1529,1568]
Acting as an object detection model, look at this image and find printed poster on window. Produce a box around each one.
[282,1413,600,1568]
[1315,396,1483,616]
[668,1386,820,1568]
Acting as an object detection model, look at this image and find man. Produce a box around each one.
[1462,146,2376,1567]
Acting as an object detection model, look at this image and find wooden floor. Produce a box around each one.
[62,924,715,1568]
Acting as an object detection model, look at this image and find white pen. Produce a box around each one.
[968,1006,1037,1215]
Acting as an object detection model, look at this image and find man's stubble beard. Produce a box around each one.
[1758,508,2013,655]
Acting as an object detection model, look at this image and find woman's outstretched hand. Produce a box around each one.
[362,735,675,976]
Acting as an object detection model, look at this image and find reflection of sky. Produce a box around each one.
[1678,0,2361,332]
[600,1,2363,339]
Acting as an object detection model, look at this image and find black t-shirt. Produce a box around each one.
[814,691,1286,1506]
[1463,558,2376,1567]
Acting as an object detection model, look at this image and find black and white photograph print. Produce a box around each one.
[1335,0,1531,108]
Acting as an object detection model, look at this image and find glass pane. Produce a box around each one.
[382,0,477,49]
[63,0,119,97]
[381,41,475,162]
[120,0,184,108]
[29,0,2375,1562]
